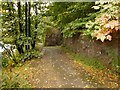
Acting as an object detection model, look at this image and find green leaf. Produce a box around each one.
[92,6,100,10]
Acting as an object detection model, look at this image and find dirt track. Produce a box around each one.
[27,46,101,88]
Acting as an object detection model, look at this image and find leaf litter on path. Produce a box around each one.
[4,46,118,88]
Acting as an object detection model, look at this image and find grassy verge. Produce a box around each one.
[106,48,119,72]
[62,47,105,70]
[62,46,119,88]
[2,58,36,88]
[1,43,44,88]
[2,69,30,88]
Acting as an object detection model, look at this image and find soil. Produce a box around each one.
[26,46,102,88]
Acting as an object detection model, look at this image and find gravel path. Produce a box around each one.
[28,46,99,88]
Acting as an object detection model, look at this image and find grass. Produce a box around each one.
[1,42,43,88]
[106,48,119,72]
[62,46,119,88]
[62,46,105,70]
[2,70,31,88]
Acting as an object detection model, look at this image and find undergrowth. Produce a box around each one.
[1,43,43,88]
[62,47,105,70]
[3,50,39,67]
[62,46,119,88]
[106,48,119,72]
[2,69,31,88]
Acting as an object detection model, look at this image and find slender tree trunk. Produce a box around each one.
[18,1,23,33]
[25,2,28,37]
[27,2,31,50]
[17,0,24,54]
[32,3,38,49]
[35,3,38,29]
[28,2,31,37]
[25,2,29,50]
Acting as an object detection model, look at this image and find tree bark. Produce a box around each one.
[17,1,24,54]
[35,3,38,29]
[28,2,31,37]
[27,2,31,50]
[18,1,23,33]
[32,2,38,49]
[25,2,28,37]
[25,2,29,50]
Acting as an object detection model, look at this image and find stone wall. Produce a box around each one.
[63,32,120,69]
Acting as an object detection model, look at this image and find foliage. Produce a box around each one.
[85,0,120,42]
[46,2,96,38]
[36,16,54,43]
[2,48,41,68]
[1,2,47,67]
[62,13,97,38]
[2,70,30,88]
[46,1,119,41]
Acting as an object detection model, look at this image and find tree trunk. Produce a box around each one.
[31,2,38,49]
[17,1,24,54]
[28,2,31,37]
[35,3,38,29]
[18,1,23,33]
[25,2,29,50]
[27,2,31,50]
[25,2,28,37]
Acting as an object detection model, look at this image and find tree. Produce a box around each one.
[46,2,96,38]
[85,0,120,42]
[31,2,38,49]
[1,1,42,65]
[16,0,24,54]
